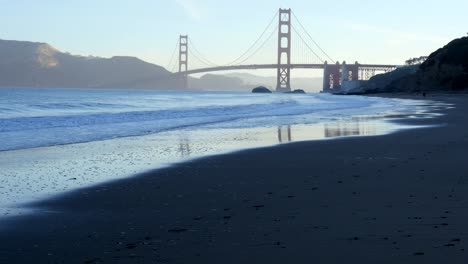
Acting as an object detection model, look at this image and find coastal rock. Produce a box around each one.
[347,66,419,94]
[286,89,306,94]
[417,36,468,90]
[252,86,272,93]
[350,36,468,94]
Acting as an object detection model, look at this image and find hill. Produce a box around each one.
[225,72,323,92]
[349,36,468,94]
[0,39,187,89]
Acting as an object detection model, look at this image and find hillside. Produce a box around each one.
[0,39,186,89]
[350,36,468,94]
[225,73,323,92]
[190,74,250,91]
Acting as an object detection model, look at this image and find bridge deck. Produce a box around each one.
[176,64,399,75]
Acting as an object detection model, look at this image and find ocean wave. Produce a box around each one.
[0,89,415,151]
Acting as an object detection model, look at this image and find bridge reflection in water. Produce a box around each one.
[275,118,380,144]
[0,116,408,214]
[323,118,379,138]
[277,126,292,143]
[178,137,191,158]
[175,117,396,158]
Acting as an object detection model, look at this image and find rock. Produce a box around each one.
[348,65,419,94]
[286,89,306,94]
[252,86,272,93]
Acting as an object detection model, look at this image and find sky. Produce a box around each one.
[1,0,467,77]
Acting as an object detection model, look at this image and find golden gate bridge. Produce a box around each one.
[167,9,398,93]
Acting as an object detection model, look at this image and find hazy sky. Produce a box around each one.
[1,0,467,76]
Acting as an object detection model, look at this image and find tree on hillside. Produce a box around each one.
[405,56,428,65]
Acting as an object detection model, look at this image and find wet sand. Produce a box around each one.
[2,94,468,264]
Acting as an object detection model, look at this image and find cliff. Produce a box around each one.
[349,36,468,94]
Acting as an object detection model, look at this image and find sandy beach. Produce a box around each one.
[1,93,468,264]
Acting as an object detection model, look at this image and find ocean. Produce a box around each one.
[0,88,434,216]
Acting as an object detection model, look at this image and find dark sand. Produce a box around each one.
[2,94,468,264]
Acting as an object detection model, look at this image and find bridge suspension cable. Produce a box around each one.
[232,25,278,65]
[188,52,213,69]
[188,37,219,67]
[292,25,324,63]
[173,9,338,73]
[291,11,334,63]
[224,10,279,66]
[166,39,180,72]
[293,28,311,64]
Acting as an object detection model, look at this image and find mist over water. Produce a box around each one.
[0,88,435,217]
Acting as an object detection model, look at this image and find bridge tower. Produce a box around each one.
[179,35,189,89]
[276,8,292,93]
[323,61,330,92]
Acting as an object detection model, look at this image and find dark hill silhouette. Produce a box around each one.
[349,36,468,93]
[0,39,183,89]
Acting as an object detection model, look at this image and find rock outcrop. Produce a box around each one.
[348,36,468,94]
[417,36,468,90]
[286,89,306,94]
[347,66,419,94]
[252,86,272,93]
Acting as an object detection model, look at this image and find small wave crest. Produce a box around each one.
[0,90,414,151]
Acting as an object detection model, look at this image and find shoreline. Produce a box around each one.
[0,94,432,218]
[2,93,468,263]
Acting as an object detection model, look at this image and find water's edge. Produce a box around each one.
[0,89,449,219]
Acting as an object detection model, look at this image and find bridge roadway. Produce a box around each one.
[176,63,399,75]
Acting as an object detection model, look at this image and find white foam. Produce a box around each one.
[0,88,418,151]
[0,88,433,217]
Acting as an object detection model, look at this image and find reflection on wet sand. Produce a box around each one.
[176,118,388,158]
[324,117,378,138]
[273,118,384,146]
[0,116,413,217]
[178,138,191,158]
[277,126,292,143]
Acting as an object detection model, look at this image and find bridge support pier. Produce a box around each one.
[351,62,359,81]
[322,61,330,92]
[276,8,292,92]
[331,62,341,90]
[339,61,360,82]
[341,62,348,82]
[323,61,362,92]
[179,35,189,89]
[322,61,341,93]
